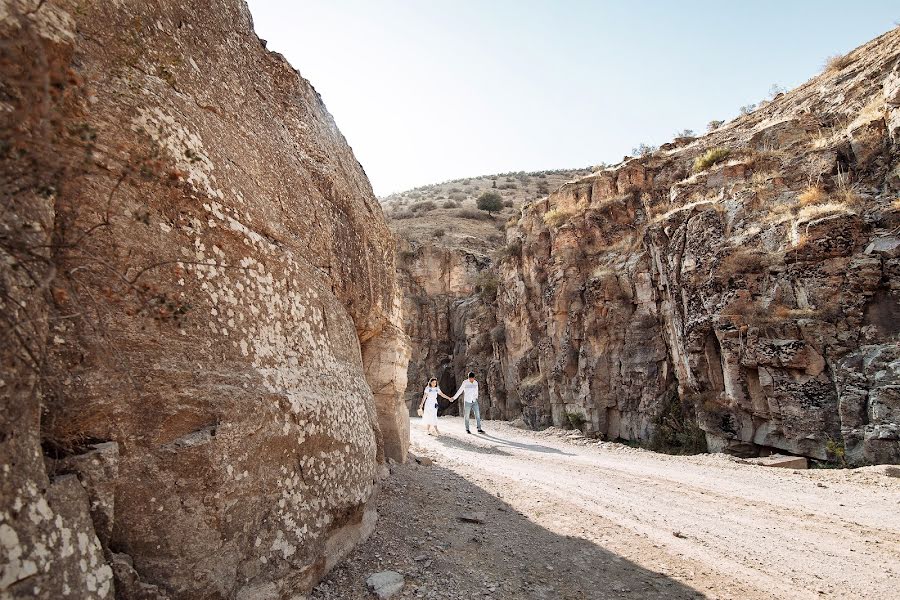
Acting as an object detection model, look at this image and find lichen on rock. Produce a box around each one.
[0,0,408,598]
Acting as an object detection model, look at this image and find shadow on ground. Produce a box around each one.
[310,458,705,599]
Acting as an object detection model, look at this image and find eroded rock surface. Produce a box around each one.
[392,28,900,465]
[1,0,407,598]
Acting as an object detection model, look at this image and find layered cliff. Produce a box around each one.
[0,1,408,598]
[395,28,900,465]
[384,170,588,414]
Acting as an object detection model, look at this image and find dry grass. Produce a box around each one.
[719,249,778,274]
[543,207,577,228]
[824,53,852,72]
[797,185,827,207]
[797,201,851,221]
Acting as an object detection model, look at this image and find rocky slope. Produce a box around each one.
[395,29,900,465]
[0,1,408,599]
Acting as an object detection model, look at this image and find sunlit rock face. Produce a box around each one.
[390,29,900,466]
[495,29,900,464]
[0,0,408,598]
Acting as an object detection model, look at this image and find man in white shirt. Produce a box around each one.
[453,371,485,434]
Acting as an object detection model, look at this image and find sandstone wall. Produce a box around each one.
[495,29,900,464]
[0,1,408,598]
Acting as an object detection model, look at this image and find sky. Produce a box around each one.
[246,1,898,196]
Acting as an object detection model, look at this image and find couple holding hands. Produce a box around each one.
[418,371,484,436]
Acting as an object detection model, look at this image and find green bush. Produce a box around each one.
[477,191,504,214]
[648,393,707,455]
[693,147,731,172]
[825,438,847,466]
[474,270,499,303]
[565,411,586,430]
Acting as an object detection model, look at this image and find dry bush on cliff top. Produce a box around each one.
[543,207,577,228]
[824,53,852,72]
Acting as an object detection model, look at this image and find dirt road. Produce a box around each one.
[311,417,900,599]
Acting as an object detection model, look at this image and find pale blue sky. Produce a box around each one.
[246,1,898,196]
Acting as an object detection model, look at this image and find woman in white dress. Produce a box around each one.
[419,377,453,435]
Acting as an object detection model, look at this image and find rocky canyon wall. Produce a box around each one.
[498,29,900,465]
[394,29,900,466]
[0,1,408,598]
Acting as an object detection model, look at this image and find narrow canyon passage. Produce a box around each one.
[314,419,900,599]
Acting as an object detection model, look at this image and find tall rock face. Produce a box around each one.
[390,29,900,466]
[496,29,900,464]
[397,238,504,416]
[0,1,408,598]
[385,171,587,416]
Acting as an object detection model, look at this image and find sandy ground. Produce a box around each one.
[310,417,900,600]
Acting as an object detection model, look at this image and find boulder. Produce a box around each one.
[365,571,405,599]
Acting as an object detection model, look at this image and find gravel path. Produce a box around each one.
[310,417,900,599]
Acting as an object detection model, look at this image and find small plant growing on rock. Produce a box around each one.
[797,185,827,206]
[474,270,499,303]
[565,411,587,431]
[543,207,575,228]
[825,438,847,466]
[707,119,724,131]
[649,393,707,455]
[476,191,503,215]
[693,147,731,172]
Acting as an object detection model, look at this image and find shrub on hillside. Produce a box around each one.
[456,208,493,221]
[707,119,724,131]
[503,199,514,208]
[411,199,436,213]
[443,200,459,209]
[739,104,757,115]
[693,147,731,172]
[632,143,657,157]
[476,191,503,214]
